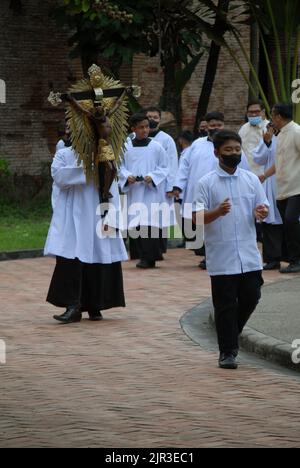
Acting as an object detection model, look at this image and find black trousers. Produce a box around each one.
[277,195,300,264]
[211,271,264,354]
[137,226,163,263]
[128,226,163,263]
[182,218,205,256]
[47,257,125,311]
[159,229,168,254]
[261,223,285,263]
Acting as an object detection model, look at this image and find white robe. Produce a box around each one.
[44,147,128,264]
[150,131,179,227]
[175,136,250,219]
[56,139,66,152]
[119,139,169,228]
[151,130,178,192]
[252,138,282,225]
[52,140,67,210]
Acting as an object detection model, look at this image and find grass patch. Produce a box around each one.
[0,199,52,252]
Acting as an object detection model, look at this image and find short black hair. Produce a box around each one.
[130,112,149,127]
[143,106,162,117]
[247,99,265,111]
[178,130,194,143]
[213,130,242,150]
[205,111,224,123]
[272,103,293,120]
[57,122,66,136]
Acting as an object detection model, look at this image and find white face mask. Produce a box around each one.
[248,116,263,126]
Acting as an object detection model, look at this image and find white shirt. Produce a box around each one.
[44,147,128,264]
[194,166,269,276]
[175,137,251,219]
[275,120,300,200]
[239,120,269,175]
[119,139,169,228]
[252,138,282,225]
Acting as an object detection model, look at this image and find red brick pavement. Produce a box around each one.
[0,250,300,448]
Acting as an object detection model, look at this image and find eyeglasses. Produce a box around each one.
[247,109,262,116]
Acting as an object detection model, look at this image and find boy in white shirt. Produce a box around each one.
[193,130,269,369]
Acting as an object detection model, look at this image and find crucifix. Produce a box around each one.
[48,64,141,203]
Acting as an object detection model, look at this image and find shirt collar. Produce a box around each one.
[280,120,295,134]
[216,164,240,178]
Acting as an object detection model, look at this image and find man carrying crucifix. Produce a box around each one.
[44,64,139,324]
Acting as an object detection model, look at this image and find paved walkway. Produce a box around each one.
[0,250,300,448]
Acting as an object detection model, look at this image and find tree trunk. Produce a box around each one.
[249,21,260,100]
[193,0,230,135]
[160,54,182,131]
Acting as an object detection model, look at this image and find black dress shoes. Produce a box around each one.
[280,262,300,274]
[136,261,156,269]
[53,306,82,324]
[263,261,281,271]
[88,311,103,321]
[219,353,238,370]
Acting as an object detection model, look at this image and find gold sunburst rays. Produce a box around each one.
[65,67,130,183]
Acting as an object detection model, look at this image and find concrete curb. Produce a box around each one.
[0,240,184,262]
[0,249,44,262]
[208,303,300,373]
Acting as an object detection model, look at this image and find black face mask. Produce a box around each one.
[64,138,72,147]
[198,130,208,138]
[221,154,242,169]
[149,119,159,130]
[208,128,220,139]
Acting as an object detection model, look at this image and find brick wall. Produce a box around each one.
[132,25,250,133]
[0,0,82,175]
[0,0,250,175]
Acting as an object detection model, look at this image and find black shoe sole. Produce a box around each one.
[53,315,82,323]
[263,264,281,271]
[219,363,238,370]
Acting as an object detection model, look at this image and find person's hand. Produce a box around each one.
[263,126,274,144]
[218,198,231,216]
[166,191,174,198]
[127,176,136,185]
[255,204,269,221]
[259,174,266,184]
[173,189,181,200]
[144,176,153,184]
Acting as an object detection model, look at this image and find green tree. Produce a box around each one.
[201,0,300,121]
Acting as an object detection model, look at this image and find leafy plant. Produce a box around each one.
[0,158,11,177]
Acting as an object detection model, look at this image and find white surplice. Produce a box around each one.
[252,138,282,225]
[44,147,128,264]
[119,139,169,229]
